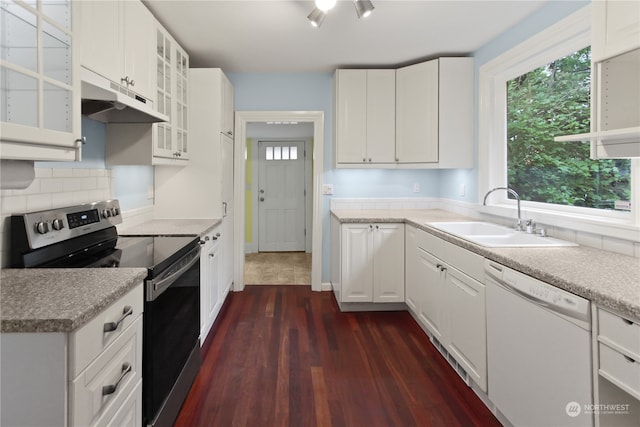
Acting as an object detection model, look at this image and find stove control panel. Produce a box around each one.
[11,200,122,250]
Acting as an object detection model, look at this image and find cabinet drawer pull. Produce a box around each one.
[103,306,133,332]
[622,318,634,326]
[102,362,132,396]
[624,355,636,364]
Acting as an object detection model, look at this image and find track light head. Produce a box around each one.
[307,7,326,28]
[354,0,375,19]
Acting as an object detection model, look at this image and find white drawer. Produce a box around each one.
[598,308,640,358]
[416,228,444,255]
[599,342,640,400]
[103,379,142,427]
[442,239,484,281]
[70,316,143,427]
[70,283,143,377]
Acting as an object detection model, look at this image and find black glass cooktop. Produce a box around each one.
[42,234,198,277]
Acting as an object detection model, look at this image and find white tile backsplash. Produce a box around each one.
[0,167,114,268]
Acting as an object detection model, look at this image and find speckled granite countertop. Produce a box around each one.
[117,218,221,237]
[332,209,640,320]
[1,268,148,333]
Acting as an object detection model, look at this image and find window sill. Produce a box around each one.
[480,203,639,243]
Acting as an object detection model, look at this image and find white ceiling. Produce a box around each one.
[143,0,549,73]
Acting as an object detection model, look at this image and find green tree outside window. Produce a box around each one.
[507,46,631,210]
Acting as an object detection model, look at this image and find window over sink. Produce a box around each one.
[506,46,632,212]
[479,5,639,231]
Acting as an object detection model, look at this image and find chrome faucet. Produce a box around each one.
[483,187,524,231]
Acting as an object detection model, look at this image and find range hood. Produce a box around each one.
[81,67,168,124]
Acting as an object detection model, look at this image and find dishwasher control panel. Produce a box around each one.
[485,259,591,329]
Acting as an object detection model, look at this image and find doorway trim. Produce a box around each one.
[234,111,324,292]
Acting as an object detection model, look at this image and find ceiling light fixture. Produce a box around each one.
[307,7,327,27]
[307,0,375,28]
[354,0,375,19]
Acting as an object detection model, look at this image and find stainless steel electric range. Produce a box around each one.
[10,200,200,427]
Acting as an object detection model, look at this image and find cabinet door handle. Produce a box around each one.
[622,318,634,326]
[102,362,132,396]
[103,306,133,333]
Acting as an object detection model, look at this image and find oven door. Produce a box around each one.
[143,245,201,427]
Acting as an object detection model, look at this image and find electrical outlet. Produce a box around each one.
[413,183,421,193]
[322,184,334,195]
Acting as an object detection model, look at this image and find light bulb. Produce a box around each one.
[315,0,337,12]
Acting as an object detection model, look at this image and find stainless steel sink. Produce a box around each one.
[428,221,578,248]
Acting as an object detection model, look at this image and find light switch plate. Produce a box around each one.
[322,184,334,195]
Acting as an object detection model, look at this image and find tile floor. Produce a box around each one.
[244,252,312,285]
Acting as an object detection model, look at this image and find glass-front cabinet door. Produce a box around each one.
[154,26,174,159]
[153,24,189,164]
[1,0,81,161]
[175,45,188,159]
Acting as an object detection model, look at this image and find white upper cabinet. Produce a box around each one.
[592,0,640,158]
[77,0,155,101]
[592,0,640,62]
[151,26,190,163]
[334,69,396,166]
[396,57,474,168]
[1,0,81,161]
[555,0,640,158]
[105,24,189,166]
[333,58,474,169]
[396,60,439,164]
[221,72,234,137]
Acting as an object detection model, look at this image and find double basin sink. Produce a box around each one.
[428,221,578,248]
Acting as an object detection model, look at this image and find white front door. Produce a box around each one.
[258,141,306,251]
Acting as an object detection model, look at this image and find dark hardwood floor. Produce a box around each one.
[174,285,501,427]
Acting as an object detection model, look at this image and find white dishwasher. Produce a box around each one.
[484,259,593,427]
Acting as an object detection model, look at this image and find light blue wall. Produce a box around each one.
[38,116,106,169]
[228,72,445,281]
[38,116,154,211]
[229,1,590,282]
[439,0,590,203]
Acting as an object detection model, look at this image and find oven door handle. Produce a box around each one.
[146,247,200,302]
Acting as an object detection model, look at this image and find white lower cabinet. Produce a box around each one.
[0,284,143,427]
[200,226,229,345]
[416,247,447,341]
[332,220,405,305]
[594,306,640,426]
[405,225,487,391]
